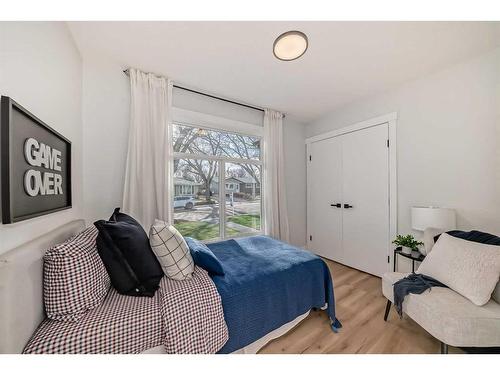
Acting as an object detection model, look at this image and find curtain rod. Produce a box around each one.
[123,69,285,117]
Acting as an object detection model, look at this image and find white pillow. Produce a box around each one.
[417,233,500,306]
[149,219,194,281]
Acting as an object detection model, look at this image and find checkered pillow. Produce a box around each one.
[149,219,194,281]
[43,225,111,322]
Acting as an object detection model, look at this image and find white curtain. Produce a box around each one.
[263,109,290,242]
[122,68,173,230]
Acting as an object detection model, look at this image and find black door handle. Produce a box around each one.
[344,204,353,209]
[330,203,341,208]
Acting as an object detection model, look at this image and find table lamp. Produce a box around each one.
[411,206,456,255]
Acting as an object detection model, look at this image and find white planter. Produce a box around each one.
[401,246,412,255]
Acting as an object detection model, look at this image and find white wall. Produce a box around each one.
[306,47,500,238]
[0,22,83,254]
[81,57,307,247]
[81,57,130,224]
[283,116,307,247]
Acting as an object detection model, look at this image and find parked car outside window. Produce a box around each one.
[174,196,195,209]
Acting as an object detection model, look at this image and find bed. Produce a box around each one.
[0,220,340,354]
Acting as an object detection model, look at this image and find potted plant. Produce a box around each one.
[392,234,424,256]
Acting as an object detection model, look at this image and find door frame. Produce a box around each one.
[305,112,397,273]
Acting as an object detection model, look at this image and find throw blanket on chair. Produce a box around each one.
[393,273,447,317]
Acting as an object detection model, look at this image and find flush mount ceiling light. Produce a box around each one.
[273,31,308,61]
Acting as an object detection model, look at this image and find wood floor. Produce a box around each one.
[259,259,462,354]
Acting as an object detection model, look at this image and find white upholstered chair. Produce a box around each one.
[382,272,500,353]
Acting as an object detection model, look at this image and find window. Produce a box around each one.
[172,123,262,241]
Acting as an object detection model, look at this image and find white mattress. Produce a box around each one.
[141,310,310,354]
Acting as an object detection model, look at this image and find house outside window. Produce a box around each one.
[174,178,200,196]
[172,122,262,241]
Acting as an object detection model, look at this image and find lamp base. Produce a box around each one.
[422,227,446,255]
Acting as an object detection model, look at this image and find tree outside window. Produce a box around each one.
[172,124,262,241]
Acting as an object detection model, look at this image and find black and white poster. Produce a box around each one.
[1,96,72,223]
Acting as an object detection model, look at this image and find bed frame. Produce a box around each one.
[0,219,309,354]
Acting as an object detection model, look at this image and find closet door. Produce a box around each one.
[341,124,389,276]
[308,136,343,262]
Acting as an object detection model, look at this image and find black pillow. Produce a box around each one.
[94,208,163,297]
[434,230,500,246]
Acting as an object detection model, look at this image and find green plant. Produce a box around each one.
[392,234,423,250]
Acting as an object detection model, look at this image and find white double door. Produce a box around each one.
[308,124,389,276]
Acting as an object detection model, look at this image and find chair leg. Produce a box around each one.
[440,342,449,354]
[383,300,392,321]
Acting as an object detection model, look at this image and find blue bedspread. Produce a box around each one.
[206,235,341,353]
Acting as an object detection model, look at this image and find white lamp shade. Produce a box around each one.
[411,206,456,231]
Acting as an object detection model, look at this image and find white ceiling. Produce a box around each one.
[68,21,500,123]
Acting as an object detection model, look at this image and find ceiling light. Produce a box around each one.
[273,31,308,61]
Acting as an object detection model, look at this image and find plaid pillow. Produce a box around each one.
[43,226,110,322]
[149,219,194,281]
